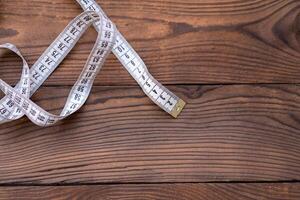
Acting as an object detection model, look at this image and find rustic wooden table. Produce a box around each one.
[0,0,300,199]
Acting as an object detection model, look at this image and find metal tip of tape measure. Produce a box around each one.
[170,99,186,118]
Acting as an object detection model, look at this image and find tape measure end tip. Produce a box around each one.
[170,99,186,118]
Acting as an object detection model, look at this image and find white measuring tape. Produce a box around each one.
[0,0,186,127]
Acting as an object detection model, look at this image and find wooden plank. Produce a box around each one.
[1,183,300,200]
[0,0,299,85]
[0,84,299,184]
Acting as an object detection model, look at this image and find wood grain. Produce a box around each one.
[0,84,299,184]
[0,0,300,196]
[1,183,300,200]
[0,0,299,86]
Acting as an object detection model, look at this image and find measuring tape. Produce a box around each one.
[0,0,186,127]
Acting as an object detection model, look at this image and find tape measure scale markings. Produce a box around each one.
[0,0,186,126]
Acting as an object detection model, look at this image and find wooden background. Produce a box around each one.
[0,0,299,199]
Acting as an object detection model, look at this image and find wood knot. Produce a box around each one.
[274,6,300,52]
[295,12,300,47]
[0,28,18,38]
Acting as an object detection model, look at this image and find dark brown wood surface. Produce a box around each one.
[0,0,299,86]
[0,0,299,199]
[1,84,300,184]
[1,183,300,200]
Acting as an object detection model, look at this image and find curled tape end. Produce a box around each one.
[170,99,186,118]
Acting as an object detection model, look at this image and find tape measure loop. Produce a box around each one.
[0,0,185,126]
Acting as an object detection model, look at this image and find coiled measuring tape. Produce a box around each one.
[0,0,186,127]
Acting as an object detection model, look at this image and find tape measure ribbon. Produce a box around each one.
[0,0,186,126]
